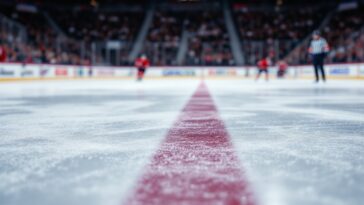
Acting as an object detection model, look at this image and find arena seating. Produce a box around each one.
[287,6,364,65]
[1,1,364,66]
[0,4,88,65]
[185,11,234,66]
[141,11,183,66]
[233,6,329,65]
[50,9,144,42]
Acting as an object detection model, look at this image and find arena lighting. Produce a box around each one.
[178,0,200,2]
[276,0,283,6]
[90,0,98,7]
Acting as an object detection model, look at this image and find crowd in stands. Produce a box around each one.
[50,9,144,65]
[51,9,143,42]
[236,9,325,40]
[0,32,89,65]
[140,10,235,66]
[326,8,364,63]
[287,6,364,65]
[0,4,90,65]
[1,1,364,67]
[141,11,182,66]
[185,11,234,66]
[234,6,329,65]
[141,10,235,66]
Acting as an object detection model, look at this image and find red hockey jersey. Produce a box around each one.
[258,59,269,70]
[0,46,6,62]
[278,61,288,71]
[135,58,150,68]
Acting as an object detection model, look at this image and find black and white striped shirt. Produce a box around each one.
[309,38,329,55]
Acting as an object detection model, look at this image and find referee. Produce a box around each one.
[309,31,330,82]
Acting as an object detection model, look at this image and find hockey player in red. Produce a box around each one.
[256,57,270,81]
[135,54,150,81]
[277,60,288,78]
[0,44,7,63]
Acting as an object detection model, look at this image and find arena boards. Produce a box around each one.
[1,63,364,81]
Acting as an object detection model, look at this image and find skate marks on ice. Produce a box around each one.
[208,80,364,205]
[0,80,199,205]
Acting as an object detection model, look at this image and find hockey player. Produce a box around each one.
[0,43,7,63]
[256,57,270,81]
[309,31,330,83]
[134,54,150,81]
[277,60,288,78]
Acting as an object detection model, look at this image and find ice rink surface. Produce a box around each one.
[0,79,363,205]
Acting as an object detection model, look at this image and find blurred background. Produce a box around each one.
[0,0,363,67]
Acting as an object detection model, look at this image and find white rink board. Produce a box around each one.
[1,63,364,79]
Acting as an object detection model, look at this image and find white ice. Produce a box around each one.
[208,80,364,205]
[0,79,363,205]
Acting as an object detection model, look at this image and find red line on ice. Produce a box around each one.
[124,82,255,205]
